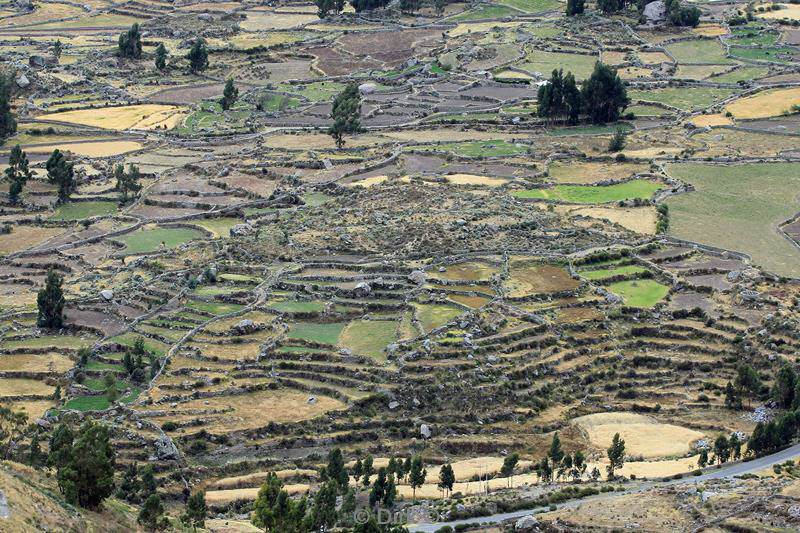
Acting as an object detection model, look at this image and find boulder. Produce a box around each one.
[388,400,400,410]
[515,515,538,531]
[408,270,427,284]
[230,223,256,237]
[153,435,179,460]
[419,423,432,438]
[643,0,666,21]
[354,281,371,297]
[100,289,114,301]
[15,74,29,89]
[358,83,377,95]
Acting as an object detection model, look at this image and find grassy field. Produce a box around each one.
[50,201,117,221]
[581,265,648,280]
[606,279,669,308]
[409,140,527,157]
[288,321,347,345]
[665,162,800,277]
[518,49,597,80]
[665,39,734,64]
[337,319,398,360]
[629,87,737,111]
[39,105,186,130]
[708,66,770,83]
[413,303,465,333]
[498,0,561,12]
[449,4,522,21]
[512,179,664,203]
[186,301,246,315]
[547,161,648,185]
[115,227,205,254]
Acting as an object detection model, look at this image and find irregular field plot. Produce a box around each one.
[513,179,664,204]
[114,227,205,254]
[26,140,143,158]
[518,49,597,80]
[505,263,580,297]
[574,412,704,458]
[563,205,658,234]
[413,303,465,333]
[287,322,347,345]
[607,279,669,308]
[665,39,733,64]
[430,261,499,282]
[50,201,117,220]
[0,226,63,255]
[581,265,647,280]
[665,162,800,277]
[0,379,54,398]
[547,161,648,184]
[629,87,737,111]
[337,319,398,360]
[0,353,73,372]
[38,105,186,130]
[725,88,800,119]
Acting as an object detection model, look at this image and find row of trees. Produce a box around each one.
[6,144,141,206]
[537,62,630,125]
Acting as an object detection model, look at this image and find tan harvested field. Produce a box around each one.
[0,379,55,398]
[0,353,73,373]
[692,23,728,36]
[688,113,733,127]
[725,88,800,119]
[574,412,705,458]
[205,483,310,504]
[384,130,521,142]
[758,3,800,18]
[38,105,187,130]
[547,161,648,184]
[6,400,54,420]
[505,262,580,297]
[446,173,510,187]
[150,389,346,432]
[559,205,658,234]
[208,469,317,490]
[0,226,64,255]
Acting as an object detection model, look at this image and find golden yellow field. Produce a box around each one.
[0,353,73,373]
[208,469,317,490]
[446,174,510,187]
[688,113,733,127]
[758,3,800,19]
[38,105,187,130]
[558,205,658,234]
[547,161,648,184]
[239,11,316,30]
[0,226,64,255]
[574,412,705,458]
[725,88,800,119]
[205,484,310,504]
[0,379,55,398]
[5,400,54,421]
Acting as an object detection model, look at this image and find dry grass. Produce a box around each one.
[758,3,800,18]
[574,412,705,458]
[638,51,672,64]
[725,88,800,119]
[504,262,580,297]
[150,389,345,432]
[0,379,55,397]
[5,400,54,420]
[38,105,187,130]
[209,469,317,490]
[446,174,510,187]
[558,205,657,234]
[205,519,264,533]
[692,23,729,36]
[385,130,521,142]
[347,175,389,187]
[447,21,525,37]
[205,484,310,504]
[547,161,648,184]
[0,353,73,373]
[0,226,64,255]
[688,113,733,127]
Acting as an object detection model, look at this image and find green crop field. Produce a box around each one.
[414,303,465,333]
[115,227,205,254]
[50,201,117,220]
[186,300,247,316]
[666,39,734,64]
[581,265,648,280]
[338,319,398,360]
[518,49,598,80]
[708,66,770,83]
[607,279,669,308]
[498,0,560,13]
[450,4,522,21]
[288,321,347,345]
[665,162,800,277]
[512,179,664,204]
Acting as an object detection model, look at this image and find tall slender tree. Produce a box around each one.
[37,270,65,329]
[582,62,630,124]
[46,149,75,202]
[606,432,625,479]
[187,39,209,73]
[6,144,31,203]
[118,23,142,59]
[220,79,239,111]
[329,84,362,149]
[0,74,17,144]
[155,43,168,70]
